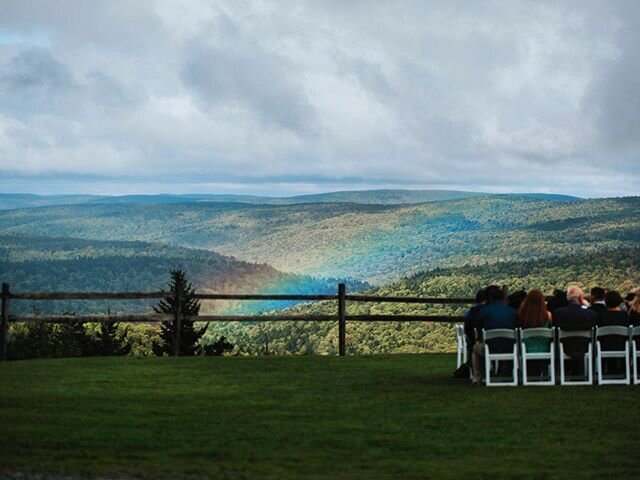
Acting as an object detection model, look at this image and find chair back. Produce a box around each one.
[520,327,553,340]
[558,329,592,340]
[483,329,517,341]
[596,325,630,338]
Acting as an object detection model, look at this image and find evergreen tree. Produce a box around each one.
[97,321,131,356]
[153,269,206,356]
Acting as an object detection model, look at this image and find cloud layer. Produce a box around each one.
[0,0,638,197]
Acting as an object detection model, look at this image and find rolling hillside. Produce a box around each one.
[0,234,368,315]
[206,247,640,356]
[0,195,637,283]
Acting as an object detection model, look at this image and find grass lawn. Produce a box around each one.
[0,354,639,479]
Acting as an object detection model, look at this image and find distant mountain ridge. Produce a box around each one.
[0,189,580,210]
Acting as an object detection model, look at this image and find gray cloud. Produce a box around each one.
[0,0,638,197]
[0,48,73,114]
[180,13,315,133]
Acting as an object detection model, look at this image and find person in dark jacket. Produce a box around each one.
[629,292,640,364]
[598,290,629,374]
[453,289,488,378]
[628,290,640,326]
[547,289,569,313]
[508,290,527,311]
[601,291,628,326]
[463,289,488,362]
[589,287,607,325]
[553,286,597,375]
[471,285,517,384]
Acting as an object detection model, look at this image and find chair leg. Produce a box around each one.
[596,346,603,385]
[484,346,491,386]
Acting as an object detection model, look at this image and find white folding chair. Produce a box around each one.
[595,326,631,385]
[558,329,593,386]
[519,328,555,386]
[632,326,640,385]
[483,329,518,387]
[455,324,467,368]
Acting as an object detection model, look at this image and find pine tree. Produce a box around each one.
[97,321,131,356]
[152,269,206,356]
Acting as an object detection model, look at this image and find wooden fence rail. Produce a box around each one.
[0,282,473,360]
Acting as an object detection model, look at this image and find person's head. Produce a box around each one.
[475,288,488,304]
[485,285,505,304]
[630,291,640,314]
[605,290,623,310]
[508,290,527,310]
[518,289,549,328]
[547,289,568,312]
[566,286,584,304]
[590,287,605,303]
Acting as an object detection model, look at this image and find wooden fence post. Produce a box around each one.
[172,289,182,357]
[1,283,10,361]
[338,283,346,356]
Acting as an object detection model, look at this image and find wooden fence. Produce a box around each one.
[0,282,474,360]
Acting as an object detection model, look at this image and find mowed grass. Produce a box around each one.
[0,355,639,480]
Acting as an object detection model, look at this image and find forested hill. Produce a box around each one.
[206,248,640,356]
[0,196,637,283]
[0,190,577,210]
[0,234,368,315]
[374,247,640,301]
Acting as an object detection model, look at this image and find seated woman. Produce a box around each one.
[628,290,640,326]
[600,290,629,374]
[518,290,553,376]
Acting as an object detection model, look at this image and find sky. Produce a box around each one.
[0,0,638,198]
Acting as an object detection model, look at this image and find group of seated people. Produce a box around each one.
[461,285,640,384]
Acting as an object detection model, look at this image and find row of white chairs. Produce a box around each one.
[455,324,640,387]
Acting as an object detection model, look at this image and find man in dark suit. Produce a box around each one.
[589,287,607,325]
[553,286,597,375]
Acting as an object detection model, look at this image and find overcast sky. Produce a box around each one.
[0,1,638,197]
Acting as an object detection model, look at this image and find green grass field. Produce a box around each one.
[1,354,639,479]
